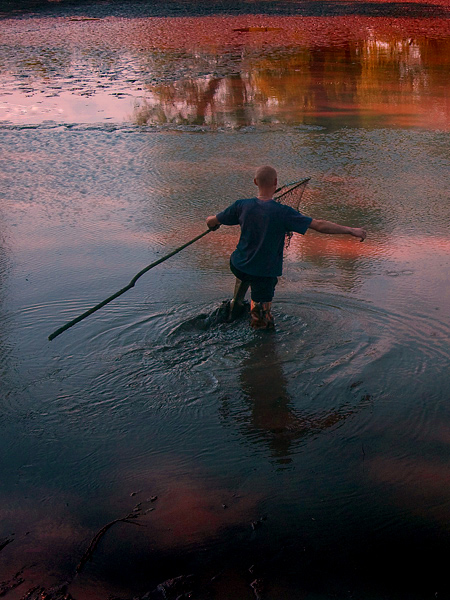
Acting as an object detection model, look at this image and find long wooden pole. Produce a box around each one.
[48,228,212,341]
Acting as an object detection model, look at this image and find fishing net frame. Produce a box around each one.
[274,176,311,247]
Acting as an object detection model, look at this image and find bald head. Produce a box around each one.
[255,165,277,188]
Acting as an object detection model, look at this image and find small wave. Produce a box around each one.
[0,121,325,134]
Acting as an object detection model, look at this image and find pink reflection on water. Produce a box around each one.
[0,88,132,124]
[368,454,450,528]
[146,476,260,547]
[288,233,450,261]
[0,469,261,598]
[0,490,89,596]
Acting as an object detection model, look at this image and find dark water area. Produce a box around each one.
[2,0,450,18]
[1,2,450,599]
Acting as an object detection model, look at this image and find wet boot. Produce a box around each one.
[261,301,274,329]
[250,301,274,329]
[250,301,264,329]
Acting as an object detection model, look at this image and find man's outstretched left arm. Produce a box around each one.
[309,219,367,242]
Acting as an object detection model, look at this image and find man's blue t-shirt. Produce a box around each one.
[216,198,312,277]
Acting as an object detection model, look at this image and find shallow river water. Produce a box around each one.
[1,2,450,599]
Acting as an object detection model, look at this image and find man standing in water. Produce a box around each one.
[206,166,367,329]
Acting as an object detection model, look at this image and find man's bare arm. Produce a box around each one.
[309,219,367,242]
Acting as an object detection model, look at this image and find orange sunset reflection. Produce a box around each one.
[134,32,450,130]
[1,11,449,128]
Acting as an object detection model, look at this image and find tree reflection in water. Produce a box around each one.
[132,34,450,130]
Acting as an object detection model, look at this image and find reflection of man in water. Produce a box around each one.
[206,166,367,329]
[240,337,299,464]
[239,337,360,464]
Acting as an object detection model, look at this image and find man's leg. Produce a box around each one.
[229,261,277,329]
[229,277,250,320]
[250,277,277,329]
[228,261,251,320]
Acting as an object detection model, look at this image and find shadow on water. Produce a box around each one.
[234,333,367,465]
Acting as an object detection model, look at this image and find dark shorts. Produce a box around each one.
[230,260,278,302]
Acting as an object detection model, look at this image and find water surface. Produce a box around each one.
[0,2,449,599]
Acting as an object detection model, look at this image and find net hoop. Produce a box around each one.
[274,176,311,207]
[273,176,311,248]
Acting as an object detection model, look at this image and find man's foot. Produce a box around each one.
[250,301,274,329]
[250,301,264,329]
[261,302,275,328]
